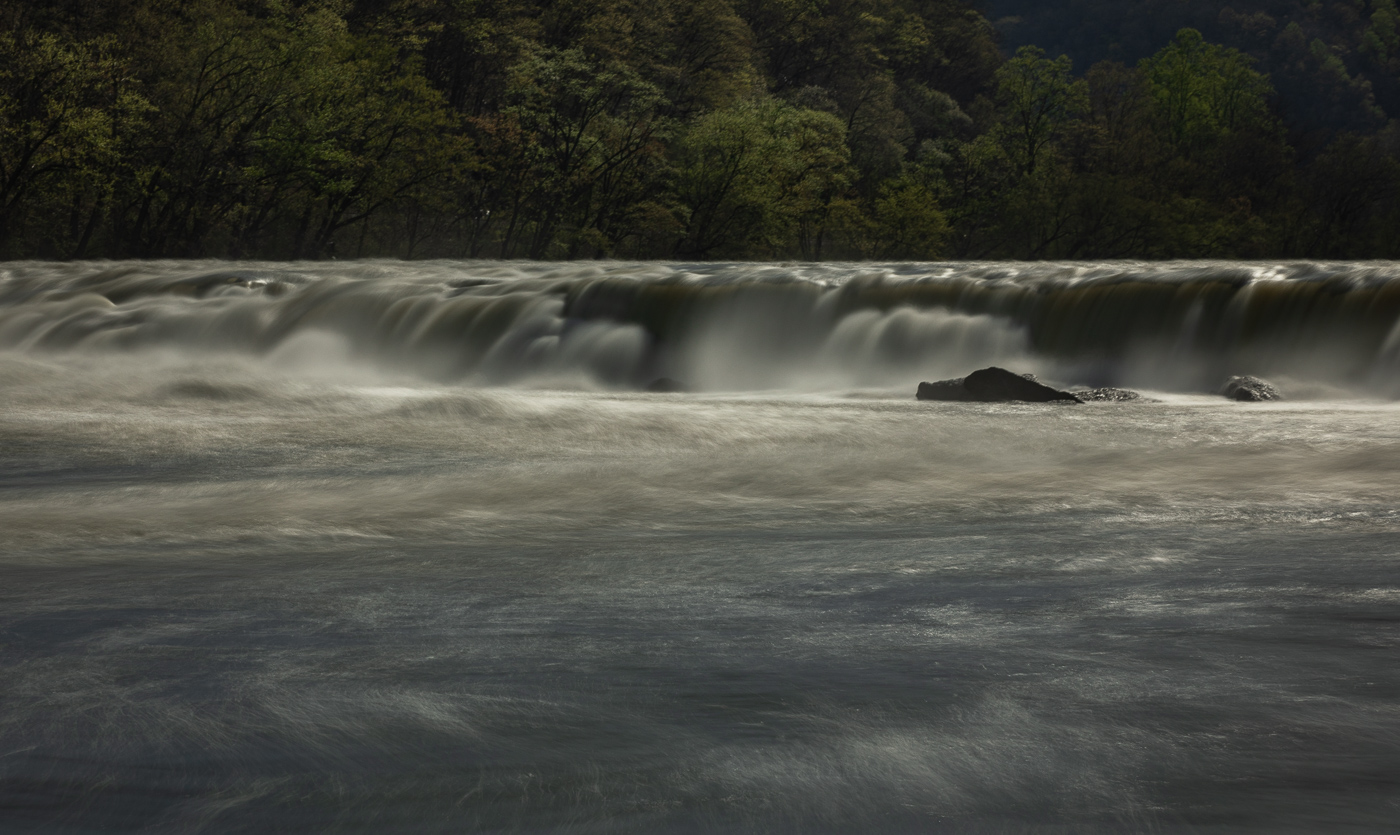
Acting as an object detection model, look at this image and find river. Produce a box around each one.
[2,260,1398,832]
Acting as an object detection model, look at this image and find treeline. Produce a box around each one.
[1,0,1399,260]
[985,0,1400,140]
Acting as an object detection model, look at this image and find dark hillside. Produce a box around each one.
[2,0,1399,260]
[982,0,1399,140]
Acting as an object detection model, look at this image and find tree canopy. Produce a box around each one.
[1,0,1399,260]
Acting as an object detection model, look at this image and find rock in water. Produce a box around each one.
[1220,375,1281,402]
[1073,387,1143,402]
[917,367,1082,403]
[645,377,688,393]
[916,378,969,401]
[964,367,1083,403]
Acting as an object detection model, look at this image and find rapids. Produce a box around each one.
[2,260,1399,832]
[3,259,1400,395]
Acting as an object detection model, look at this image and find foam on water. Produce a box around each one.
[5,259,1400,395]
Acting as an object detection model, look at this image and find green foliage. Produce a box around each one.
[868,174,948,259]
[986,0,1399,139]
[1362,0,1399,60]
[1297,125,1400,255]
[1143,29,1274,157]
[255,20,470,259]
[992,46,1087,174]
[0,31,143,255]
[672,97,854,257]
[2,0,1400,260]
[476,48,671,257]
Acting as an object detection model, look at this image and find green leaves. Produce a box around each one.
[487,48,671,257]
[993,46,1086,174]
[672,97,853,257]
[3,1,1399,260]
[868,174,948,259]
[0,31,141,255]
[1142,28,1274,158]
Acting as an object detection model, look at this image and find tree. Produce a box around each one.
[1298,126,1400,257]
[992,45,1087,175]
[868,173,948,259]
[672,97,854,257]
[252,18,470,259]
[1142,28,1273,158]
[107,1,313,256]
[484,48,670,258]
[0,31,140,256]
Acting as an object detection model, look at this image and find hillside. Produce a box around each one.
[0,0,1398,260]
[983,0,1400,141]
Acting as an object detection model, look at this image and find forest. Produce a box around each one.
[2,0,1399,260]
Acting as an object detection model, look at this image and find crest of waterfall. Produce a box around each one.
[3,260,1398,394]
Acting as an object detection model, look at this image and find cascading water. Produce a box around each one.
[6,260,1400,395]
[3,260,1399,833]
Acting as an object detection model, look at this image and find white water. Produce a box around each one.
[2,261,1400,832]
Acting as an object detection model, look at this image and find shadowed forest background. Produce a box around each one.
[4,0,1400,260]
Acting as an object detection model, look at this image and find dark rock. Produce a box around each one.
[917,367,1082,403]
[645,377,688,393]
[1220,375,1281,402]
[964,367,1083,403]
[916,378,969,401]
[1073,387,1143,402]
[160,380,260,401]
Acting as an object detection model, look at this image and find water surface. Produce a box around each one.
[2,261,1399,832]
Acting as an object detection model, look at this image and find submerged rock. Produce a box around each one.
[160,380,261,401]
[645,377,688,393]
[1220,375,1281,402]
[917,367,1082,403]
[1073,387,1143,402]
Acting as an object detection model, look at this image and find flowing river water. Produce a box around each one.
[2,260,1399,832]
